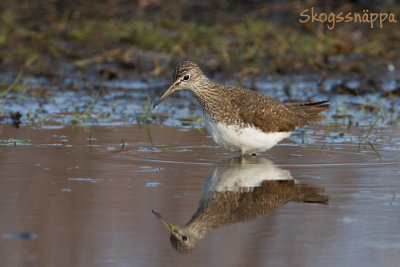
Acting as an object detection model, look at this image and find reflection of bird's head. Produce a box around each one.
[152,209,202,253]
[169,225,202,253]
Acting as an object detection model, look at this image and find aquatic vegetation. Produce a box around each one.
[1,138,30,146]
[72,89,102,125]
[138,98,154,124]
[0,71,27,96]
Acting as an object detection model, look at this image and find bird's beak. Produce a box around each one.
[153,82,178,108]
[152,209,175,232]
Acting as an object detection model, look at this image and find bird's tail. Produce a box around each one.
[292,184,329,205]
[287,100,330,123]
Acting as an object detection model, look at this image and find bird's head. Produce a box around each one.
[153,61,205,108]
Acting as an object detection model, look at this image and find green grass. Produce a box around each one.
[138,97,154,124]
[1,6,398,74]
[71,89,102,125]
[0,71,27,96]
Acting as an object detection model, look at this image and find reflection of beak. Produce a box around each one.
[153,83,177,108]
[152,209,175,232]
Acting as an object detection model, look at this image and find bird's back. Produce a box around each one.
[203,84,329,133]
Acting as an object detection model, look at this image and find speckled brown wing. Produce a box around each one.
[229,88,298,133]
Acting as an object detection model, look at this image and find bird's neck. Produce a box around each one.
[190,80,223,120]
[184,193,230,237]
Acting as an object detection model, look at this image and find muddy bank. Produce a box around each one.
[2,0,400,77]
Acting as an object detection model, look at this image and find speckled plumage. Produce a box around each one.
[154,61,330,154]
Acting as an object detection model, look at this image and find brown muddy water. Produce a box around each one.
[0,123,399,266]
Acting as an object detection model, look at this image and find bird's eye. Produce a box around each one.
[182,235,188,241]
[183,75,190,81]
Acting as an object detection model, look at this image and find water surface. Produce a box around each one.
[0,124,399,266]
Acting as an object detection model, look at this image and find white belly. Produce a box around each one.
[205,119,291,153]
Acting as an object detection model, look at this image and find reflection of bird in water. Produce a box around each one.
[153,156,328,253]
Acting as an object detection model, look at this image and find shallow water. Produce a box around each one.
[1,73,399,129]
[0,124,399,266]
